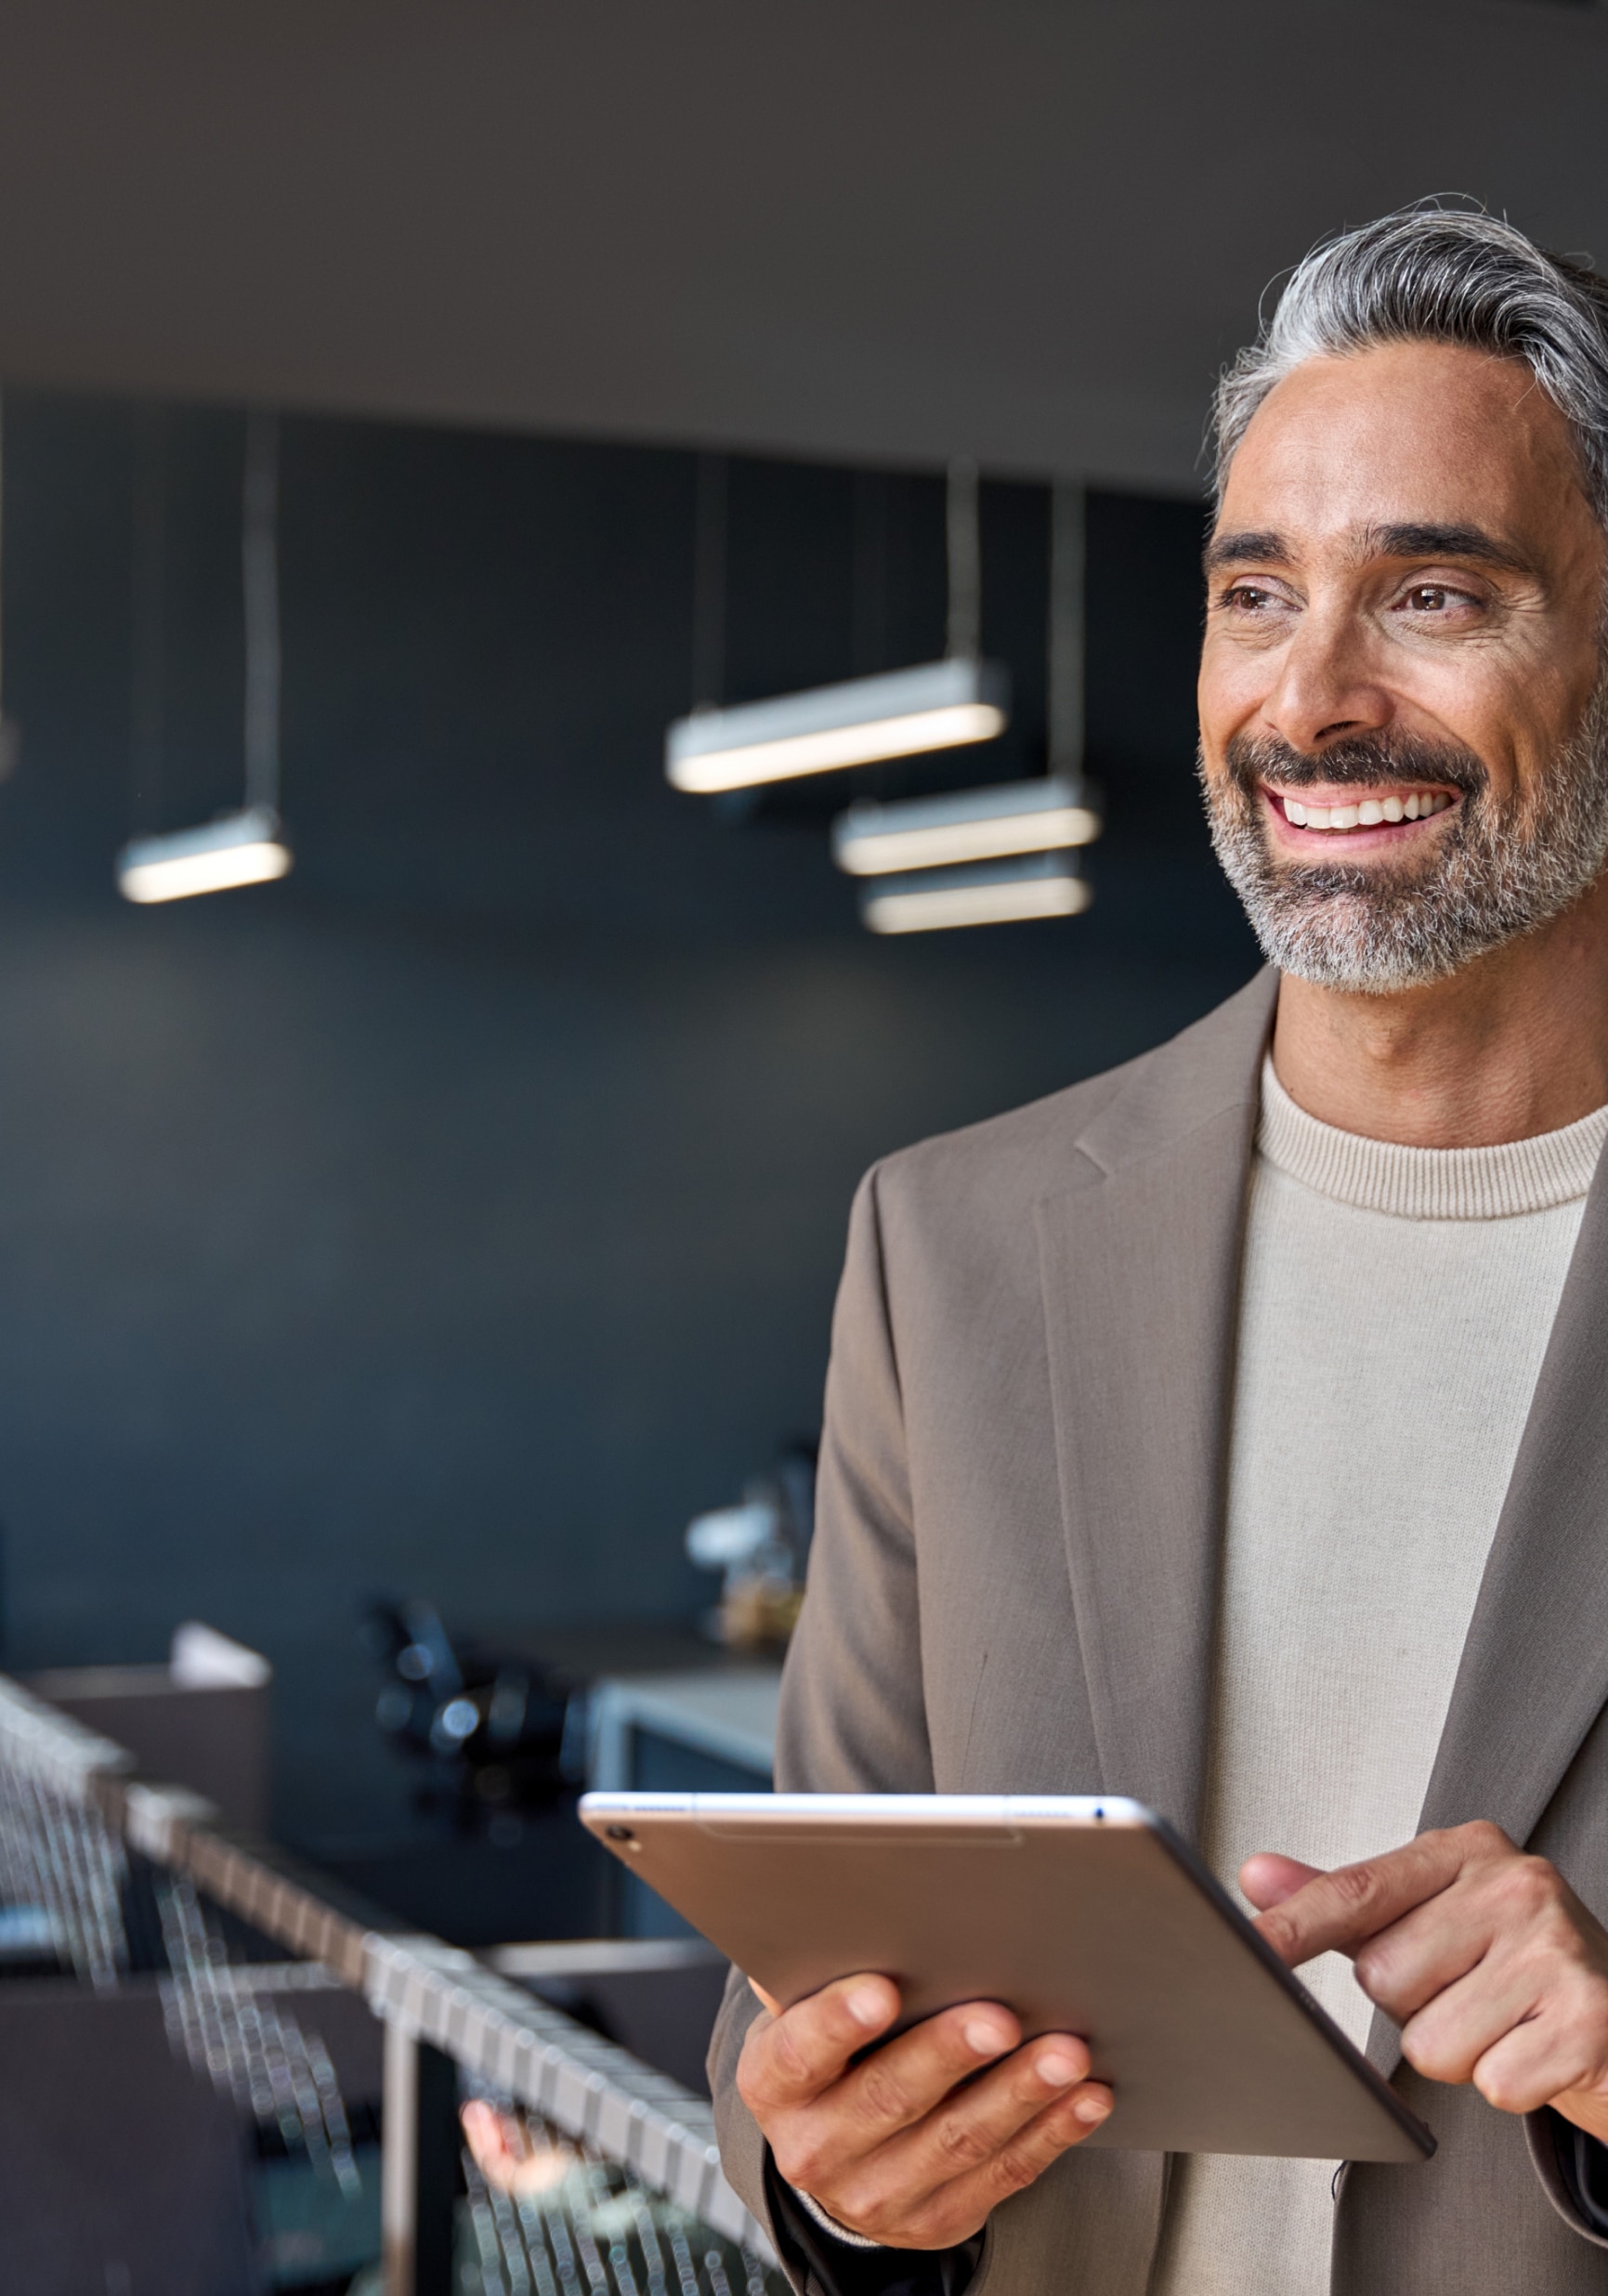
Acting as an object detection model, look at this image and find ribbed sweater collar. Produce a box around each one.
[1257,1056,1608,1220]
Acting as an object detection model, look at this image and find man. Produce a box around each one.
[707,207,1608,2293]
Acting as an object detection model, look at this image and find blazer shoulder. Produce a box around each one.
[865,969,1275,1229]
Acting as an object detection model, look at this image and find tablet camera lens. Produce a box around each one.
[606,1824,637,1844]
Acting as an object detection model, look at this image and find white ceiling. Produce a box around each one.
[0,0,1604,490]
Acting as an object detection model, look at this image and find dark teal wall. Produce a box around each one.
[0,394,1256,1836]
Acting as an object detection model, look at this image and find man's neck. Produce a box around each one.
[1270,872,1608,1148]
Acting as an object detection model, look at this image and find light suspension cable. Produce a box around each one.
[0,394,17,784]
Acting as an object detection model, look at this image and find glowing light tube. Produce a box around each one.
[861,852,1090,934]
[832,775,1101,876]
[665,659,1009,793]
[117,807,293,905]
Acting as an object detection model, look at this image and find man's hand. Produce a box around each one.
[735,1973,1113,2249]
[1242,1823,1608,2144]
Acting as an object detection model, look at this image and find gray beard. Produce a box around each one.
[1201,680,1608,994]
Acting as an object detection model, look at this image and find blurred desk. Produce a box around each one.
[587,1667,782,1794]
[585,1664,782,1938]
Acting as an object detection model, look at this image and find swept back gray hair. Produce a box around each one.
[1211,204,1608,520]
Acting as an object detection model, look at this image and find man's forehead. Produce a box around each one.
[1213,341,1585,558]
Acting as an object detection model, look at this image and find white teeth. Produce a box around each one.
[1280,788,1452,831]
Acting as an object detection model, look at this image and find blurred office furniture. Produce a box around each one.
[685,1442,815,1650]
[362,1597,580,1821]
[586,1665,780,1939]
[0,1668,778,2296]
[25,1620,271,1833]
[587,1669,779,1795]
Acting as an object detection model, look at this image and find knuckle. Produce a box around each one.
[735,2044,768,2113]
[823,2176,879,2234]
[1401,2027,1459,2087]
[1399,2029,1433,2077]
[1474,2064,1527,2116]
[1329,1860,1379,1914]
[1495,1856,1562,1924]
[1460,1820,1512,1859]
[774,2128,830,2192]
[985,2140,1041,2200]
[898,2203,949,2250]
[767,2132,804,2186]
[930,2110,993,2174]
[854,2057,913,2129]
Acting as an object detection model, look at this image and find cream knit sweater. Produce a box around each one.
[1153,1061,1608,2296]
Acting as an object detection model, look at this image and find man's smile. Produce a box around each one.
[1262,784,1460,842]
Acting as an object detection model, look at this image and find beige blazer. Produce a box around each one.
[710,969,1608,2293]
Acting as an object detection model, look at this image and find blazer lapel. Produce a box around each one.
[1036,971,1275,1842]
[1360,1147,1608,2076]
[1419,1153,1608,1843]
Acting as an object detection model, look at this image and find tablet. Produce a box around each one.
[579,1791,1432,2162]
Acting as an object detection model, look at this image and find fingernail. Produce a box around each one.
[964,2017,1010,2057]
[1038,2051,1081,2088]
[1074,2093,1112,2125]
[846,1985,887,2029]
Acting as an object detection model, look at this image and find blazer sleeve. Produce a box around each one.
[1528,2110,1608,2247]
[708,1163,952,2291]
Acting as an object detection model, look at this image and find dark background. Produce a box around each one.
[0,391,1255,1847]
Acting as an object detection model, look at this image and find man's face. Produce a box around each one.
[1197,339,1608,991]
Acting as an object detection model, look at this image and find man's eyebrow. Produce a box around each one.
[1364,521,1535,574]
[1204,529,1289,572]
[1205,520,1536,578]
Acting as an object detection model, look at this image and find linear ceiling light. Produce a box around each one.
[117,805,292,903]
[666,656,1010,793]
[832,773,1100,877]
[666,460,1009,794]
[861,852,1090,935]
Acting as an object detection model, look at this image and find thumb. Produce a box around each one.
[1241,1851,1324,1913]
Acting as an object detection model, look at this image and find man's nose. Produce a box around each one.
[1259,607,1393,755]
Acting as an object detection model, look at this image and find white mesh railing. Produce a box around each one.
[0,1668,778,2296]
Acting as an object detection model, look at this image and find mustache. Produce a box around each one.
[1224,732,1487,798]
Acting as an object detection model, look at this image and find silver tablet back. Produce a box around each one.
[581,1791,1432,2163]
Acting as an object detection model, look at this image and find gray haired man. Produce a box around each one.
[708,207,1608,2293]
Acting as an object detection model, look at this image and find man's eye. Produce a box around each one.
[1401,583,1474,613]
[1222,583,1275,611]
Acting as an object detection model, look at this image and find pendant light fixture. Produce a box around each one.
[840,480,1100,932]
[117,410,294,905]
[831,775,1100,876]
[664,459,1009,794]
[862,850,1092,933]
